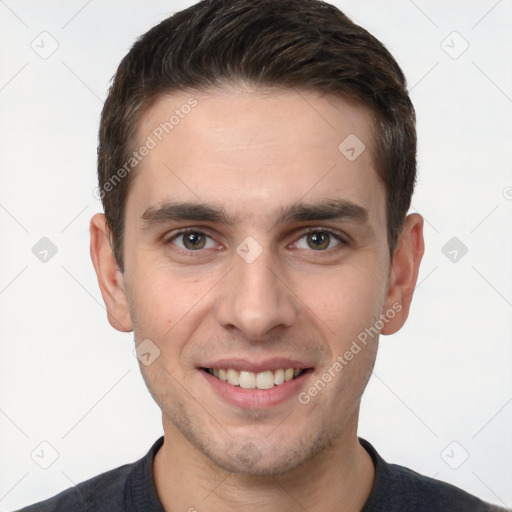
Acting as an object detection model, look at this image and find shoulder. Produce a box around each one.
[383,462,506,511]
[360,438,509,512]
[15,463,134,512]
[15,438,164,512]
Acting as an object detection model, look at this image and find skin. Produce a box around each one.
[90,83,424,511]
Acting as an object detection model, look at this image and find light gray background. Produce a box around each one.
[0,0,511,510]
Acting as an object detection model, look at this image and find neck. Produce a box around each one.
[154,410,375,512]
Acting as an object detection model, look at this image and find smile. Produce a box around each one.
[203,367,305,389]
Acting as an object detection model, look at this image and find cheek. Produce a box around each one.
[126,262,218,359]
[297,263,384,417]
[296,256,388,342]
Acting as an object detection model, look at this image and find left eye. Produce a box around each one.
[295,231,341,251]
[172,231,217,251]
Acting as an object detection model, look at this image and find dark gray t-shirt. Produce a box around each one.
[16,437,508,511]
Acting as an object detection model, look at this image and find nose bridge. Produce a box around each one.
[216,243,296,339]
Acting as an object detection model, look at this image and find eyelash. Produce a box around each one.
[162,227,219,256]
[293,227,348,249]
[163,227,348,255]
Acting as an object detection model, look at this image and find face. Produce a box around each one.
[93,84,419,476]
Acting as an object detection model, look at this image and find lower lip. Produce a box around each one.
[201,369,312,409]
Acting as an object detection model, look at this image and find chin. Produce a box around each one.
[204,428,333,476]
[212,452,300,476]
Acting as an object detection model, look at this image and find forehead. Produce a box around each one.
[127,85,385,227]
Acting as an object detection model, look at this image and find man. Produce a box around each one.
[17,0,508,510]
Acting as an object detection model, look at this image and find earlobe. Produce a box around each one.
[381,213,424,335]
[89,213,133,332]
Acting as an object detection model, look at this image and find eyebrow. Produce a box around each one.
[141,202,231,228]
[140,199,369,230]
[279,199,368,224]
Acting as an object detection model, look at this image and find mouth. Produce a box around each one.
[201,367,309,390]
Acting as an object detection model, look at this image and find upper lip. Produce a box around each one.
[200,357,314,373]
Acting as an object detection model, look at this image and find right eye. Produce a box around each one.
[168,230,217,251]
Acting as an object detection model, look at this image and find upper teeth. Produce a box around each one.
[207,368,304,389]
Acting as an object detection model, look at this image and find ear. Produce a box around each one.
[381,213,424,335]
[89,213,133,332]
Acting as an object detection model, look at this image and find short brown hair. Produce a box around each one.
[98,0,416,272]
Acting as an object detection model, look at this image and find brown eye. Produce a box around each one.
[171,231,216,251]
[306,232,331,250]
[182,232,206,250]
[295,230,343,251]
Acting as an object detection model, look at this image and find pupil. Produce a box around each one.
[185,232,204,249]
[308,232,329,250]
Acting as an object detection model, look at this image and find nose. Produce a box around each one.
[215,245,297,341]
